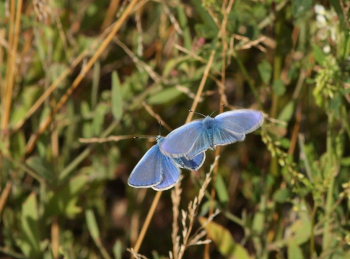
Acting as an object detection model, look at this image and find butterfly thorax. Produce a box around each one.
[203,116,215,148]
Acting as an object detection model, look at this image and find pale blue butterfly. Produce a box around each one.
[159,109,264,159]
[128,136,206,191]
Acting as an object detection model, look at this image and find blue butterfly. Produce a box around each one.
[159,109,264,159]
[128,136,205,191]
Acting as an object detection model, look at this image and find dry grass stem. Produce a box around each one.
[127,248,149,259]
[114,38,162,84]
[142,102,172,131]
[0,182,12,215]
[186,51,216,123]
[171,176,183,258]
[79,135,156,144]
[133,191,162,254]
[175,171,213,259]
[2,0,23,135]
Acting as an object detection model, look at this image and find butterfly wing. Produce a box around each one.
[128,145,163,188]
[214,110,264,134]
[160,120,208,158]
[212,126,245,146]
[152,154,181,191]
[173,152,206,171]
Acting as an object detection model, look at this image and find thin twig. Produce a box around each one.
[79,135,156,144]
[186,51,216,123]
[0,182,12,215]
[133,191,162,253]
[171,177,182,258]
[114,38,162,84]
[142,102,172,131]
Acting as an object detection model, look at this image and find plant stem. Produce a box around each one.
[322,113,337,252]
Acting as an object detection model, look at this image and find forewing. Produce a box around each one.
[128,145,163,188]
[173,152,206,171]
[215,110,264,134]
[152,155,180,191]
[160,120,204,158]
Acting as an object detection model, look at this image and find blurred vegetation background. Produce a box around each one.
[1,0,350,258]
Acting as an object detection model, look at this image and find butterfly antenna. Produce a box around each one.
[189,110,206,118]
[133,135,157,140]
[158,121,163,136]
[209,111,216,117]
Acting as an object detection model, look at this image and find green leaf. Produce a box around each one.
[93,103,108,135]
[91,62,100,107]
[215,174,229,204]
[113,240,124,259]
[273,79,286,96]
[148,87,182,104]
[330,0,346,28]
[292,0,312,18]
[273,188,292,203]
[252,196,266,235]
[111,71,123,120]
[287,202,311,245]
[199,217,251,259]
[278,101,295,122]
[312,44,327,65]
[46,175,88,218]
[85,209,100,242]
[21,193,41,258]
[26,156,55,183]
[258,60,272,84]
[288,241,304,259]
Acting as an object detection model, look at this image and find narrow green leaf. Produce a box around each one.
[258,60,272,84]
[273,79,286,96]
[215,174,229,204]
[148,87,182,104]
[312,44,326,65]
[113,240,124,259]
[278,101,295,122]
[288,241,304,259]
[199,217,251,259]
[86,209,100,242]
[26,156,55,182]
[21,192,41,258]
[91,62,100,107]
[111,71,123,120]
[292,0,313,17]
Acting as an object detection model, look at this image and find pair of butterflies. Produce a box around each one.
[128,109,264,191]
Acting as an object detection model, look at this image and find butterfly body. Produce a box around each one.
[202,116,216,149]
[159,109,264,159]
